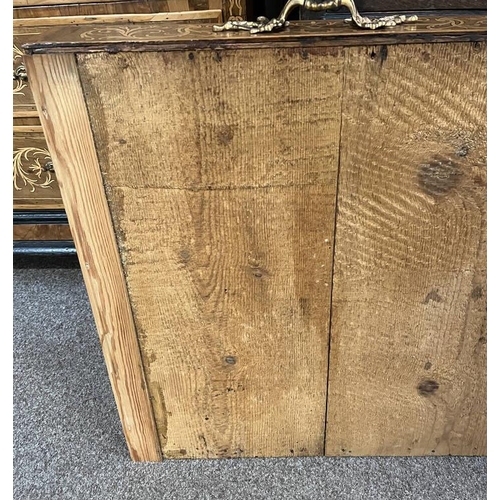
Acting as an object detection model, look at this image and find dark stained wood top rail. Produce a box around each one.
[352,0,486,11]
[13,0,487,10]
[23,14,486,53]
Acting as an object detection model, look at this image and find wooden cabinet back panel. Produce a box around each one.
[327,41,486,456]
[24,19,486,459]
[77,48,344,458]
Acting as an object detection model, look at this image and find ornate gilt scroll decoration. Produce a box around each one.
[214,0,418,33]
[13,147,55,192]
[80,25,213,41]
[80,25,188,41]
[227,0,244,21]
[13,45,28,96]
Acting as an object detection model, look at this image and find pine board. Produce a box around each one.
[77,48,344,458]
[325,42,486,456]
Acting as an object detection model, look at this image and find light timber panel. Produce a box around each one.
[25,53,162,461]
[326,42,486,456]
[77,48,344,458]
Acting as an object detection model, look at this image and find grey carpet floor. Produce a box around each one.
[14,267,487,500]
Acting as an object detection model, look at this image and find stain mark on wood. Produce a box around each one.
[423,289,442,304]
[217,125,234,146]
[380,45,388,64]
[418,155,463,198]
[299,297,310,317]
[179,249,191,262]
[418,379,440,396]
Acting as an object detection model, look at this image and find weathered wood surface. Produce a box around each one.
[78,47,344,458]
[325,41,486,456]
[25,53,162,461]
[23,16,486,54]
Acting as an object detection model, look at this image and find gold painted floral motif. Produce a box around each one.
[81,26,171,41]
[227,0,244,20]
[13,45,28,96]
[80,24,209,41]
[13,147,54,192]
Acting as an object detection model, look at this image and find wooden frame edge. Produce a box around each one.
[13,10,223,28]
[24,52,162,462]
[14,0,126,6]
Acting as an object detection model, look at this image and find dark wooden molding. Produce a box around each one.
[23,14,486,54]
[13,210,73,255]
[354,0,486,11]
[14,209,69,225]
[13,240,76,255]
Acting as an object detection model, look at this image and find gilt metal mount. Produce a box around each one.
[214,0,418,34]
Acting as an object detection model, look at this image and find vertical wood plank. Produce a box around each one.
[24,53,162,462]
[77,48,344,458]
[326,42,486,456]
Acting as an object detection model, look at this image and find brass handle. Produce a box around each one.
[43,161,54,172]
[13,45,29,95]
[13,64,28,83]
[214,0,418,33]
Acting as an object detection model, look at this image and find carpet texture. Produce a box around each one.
[14,267,487,500]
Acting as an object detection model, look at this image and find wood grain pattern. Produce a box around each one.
[13,108,39,117]
[13,223,73,240]
[77,47,344,458]
[13,9,223,118]
[14,2,155,18]
[24,53,162,461]
[13,0,224,18]
[13,117,41,126]
[325,42,486,456]
[14,10,223,27]
[13,125,42,133]
[22,16,487,55]
[14,0,128,6]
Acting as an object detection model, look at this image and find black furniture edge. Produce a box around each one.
[13,209,75,257]
[13,209,69,225]
[13,240,76,256]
